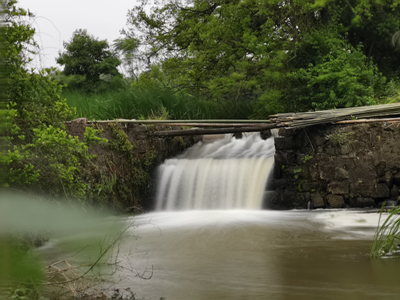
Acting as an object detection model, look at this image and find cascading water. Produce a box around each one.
[155,132,276,210]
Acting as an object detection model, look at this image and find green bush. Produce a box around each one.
[282,24,387,111]
[5,1,108,203]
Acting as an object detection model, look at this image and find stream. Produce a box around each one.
[112,209,400,300]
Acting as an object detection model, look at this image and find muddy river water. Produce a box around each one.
[110,209,400,300]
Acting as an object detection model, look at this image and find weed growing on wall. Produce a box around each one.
[107,123,155,211]
[327,132,355,145]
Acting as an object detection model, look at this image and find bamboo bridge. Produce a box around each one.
[88,103,400,136]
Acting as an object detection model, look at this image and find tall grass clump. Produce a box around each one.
[63,88,255,120]
[371,205,400,258]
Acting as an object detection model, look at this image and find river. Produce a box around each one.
[41,133,400,299]
[111,209,400,300]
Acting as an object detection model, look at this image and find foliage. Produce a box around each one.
[63,87,254,120]
[371,205,400,258]
[0,1,7,187]
[0,193,133,299]
[293,168,302,179]
[4,1,108,203]
[334,0,400,79]
[301,154,313,164]
[281,24,386,111]
[113,37,142,80]
[327,132,355,145]
[8,126,107,200]
[56,29,121,93]
[124,0,308,105]
[121,0,400,116]
[107,124,154,209]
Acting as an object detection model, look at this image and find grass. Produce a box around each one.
[63,88,255,121]
[371,204,400,258]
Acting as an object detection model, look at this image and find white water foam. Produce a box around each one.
[155,133,276,210]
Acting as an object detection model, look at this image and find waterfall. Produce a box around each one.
[155,132,276,210]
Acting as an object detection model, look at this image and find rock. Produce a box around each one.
[308,165,319,181]
[268,193,308,210]
[377,200,398,208]
[272,164,282,179]
[319,165,336,181]
[263,191,281,209]
[350,178,385,198]
[354,197,375,208]
[380,172,393,188]
[390,185,399,197]
[294,130,314,149]
[135,132,147,140]
[326,194,345,208]
[260,130,271,140]
[327,181,349,195]
[135,140,148,153]
[278,128,297,137]
[301,181,321,192]
[335,168,349,180]
[339,143,352,155]
[324,145,337,156]
[393,173,400,185]
[313,135,327,147]
[284,179,301,192]
[275,151,297,165]
[375,161,386,177]
[233,132,243,139]
[267,179,288,190]
[132,125,148,132]
[311,193,325,208]
[370,183,390,199]
[274,137,295,150]
[386,160,400,171]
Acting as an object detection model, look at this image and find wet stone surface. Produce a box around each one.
[268,123,400,209]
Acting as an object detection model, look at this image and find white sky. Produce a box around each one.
[17,0,138,70]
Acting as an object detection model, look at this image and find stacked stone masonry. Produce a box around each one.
[65,118,201,210]
[65,118,201,164]
[267,122,400,210]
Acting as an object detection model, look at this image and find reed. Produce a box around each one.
[63,88,254,121]
[371,205,400,258]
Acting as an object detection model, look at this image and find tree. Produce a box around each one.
[278,23,386,113]
[5,2,107,201]
[57,29,121,91]
[113,37,142,80]
[334,0,400,79]
[122,0,398,117]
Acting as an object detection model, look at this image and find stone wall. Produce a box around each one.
[65,118,201,164]
[65,118,201,211]
[267,122,400,209]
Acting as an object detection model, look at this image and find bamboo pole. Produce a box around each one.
[269,102,400,118]
[151,124,284,136]
[142,123,264,127]
[90,119,271,124]
[335,118,400,124]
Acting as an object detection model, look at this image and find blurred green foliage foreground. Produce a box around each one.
[0,192,128,299]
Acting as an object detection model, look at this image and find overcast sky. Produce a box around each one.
[17,0,137,70]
